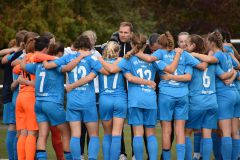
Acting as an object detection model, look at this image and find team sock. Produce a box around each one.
[221,137,232,160]
[201,138,212,160]
[193,133,201,157]
[147,135,158,160]
[17,135,27,160]
[102,134,111,160]
[70,137,81,160]
[64,151,72,160]
[185,136,192,160]
[232,139,240,160]
[212,132,221,160]
[13,136,18,160]
[88,136,100,160]
[162,149,171,160]
[176,144,186,160]
[6,130,16,160]
[25,134,37,160]
[51,127,64,160]
[36,150,47,160]
[133,136,143,160]
[110,136,121,160]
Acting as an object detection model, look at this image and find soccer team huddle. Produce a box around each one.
[1,21,240,160]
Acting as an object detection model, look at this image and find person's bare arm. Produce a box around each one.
[124,73,156,89]
[161,73,192,82]
[98,57,121,73]
[191,52,218,64]
[218,69,234,80]
[135,52,158,62]
[42,61,58,69]
[61,54,86,72]
[17,75,35,87]
[11,80,19,91]
[65,72,96,92]
[163,48,183,73]
[224,70,237,85]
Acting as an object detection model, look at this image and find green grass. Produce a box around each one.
[0,124,178,159]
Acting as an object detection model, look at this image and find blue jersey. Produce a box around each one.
[235,72,240,91]
[117,56,167,109]
[214,51,238,91]
[54,53,102,110]
[98,58,126,96]
[189,65,224,96]
[224,45,234,55]
[153,50,200,97]
[25,63,64,104]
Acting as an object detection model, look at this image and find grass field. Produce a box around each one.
[0,123,179,159]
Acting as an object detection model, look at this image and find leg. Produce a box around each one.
[175,120,186,160]
[102,119,113,160]
[145,127,158,160]
[111,117,125,160]
[50,126,64,160]
[36,122,50,160]
[69,121,81,160]
[132,125,144,160]
[17,129,27,160]
[185,128,193,160]
[25,130,38,160]
[201,128,212,160]
[232,118,240,160]
[219,119,232,160]
[6,124,17,160]
[85,122,99,160]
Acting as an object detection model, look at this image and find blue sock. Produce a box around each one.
[176,144,186,160]
[64,151,72,160]
[36,150,47,160]
[162,150,171,160]
[88,136,100,160]
[201,138,212,160]
[70,137,81,160]
[212,132,221,160]
[102,135,111,160]
[232,139,240,160]
[185,137,192,160]
[110,136,121,160]
[221,137,232,160]
[133,136,143,160]
[6,130,16,160]
[193,133,201,154]
[147,135,158,160]
[13,136,18,160]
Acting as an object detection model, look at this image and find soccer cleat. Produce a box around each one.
[119,154,128,160]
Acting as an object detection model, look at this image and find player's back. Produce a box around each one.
[98,58,125,96]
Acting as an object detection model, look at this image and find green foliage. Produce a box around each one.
[0,0,240,48]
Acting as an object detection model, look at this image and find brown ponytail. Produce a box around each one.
[124,33,147,59]
[189,34,205,54]
[208,31,223,50]
[158,31,175,51]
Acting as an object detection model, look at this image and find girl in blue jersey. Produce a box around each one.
[43,35,109,160]
[22,40,74,160]
[191,31,240,160]
[184,34,233,160]
[97,41,128,160]
[135,31,207,160]
[98,33,183,160]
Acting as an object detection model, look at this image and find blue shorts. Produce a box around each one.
[35,100,66,126]
[66,107,98,122]
[128,107,157,128]
[217,90,237,120]
[186,108,218,130]
[158,94,188,121]
[3,102,16,124]
[234,90,240,118]
[99,95,127,121]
